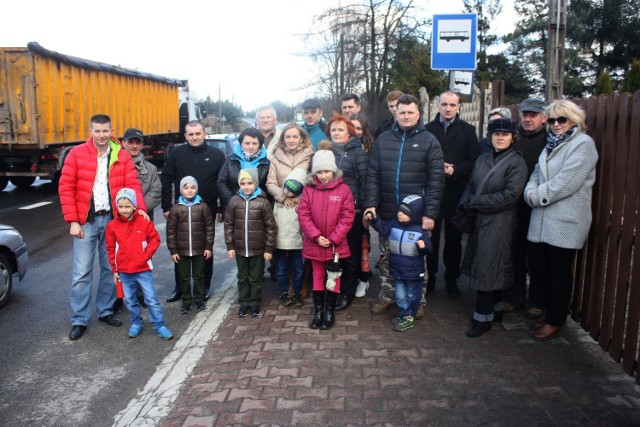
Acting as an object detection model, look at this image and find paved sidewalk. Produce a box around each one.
[152,270,640,427]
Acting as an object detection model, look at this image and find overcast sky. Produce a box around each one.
[2,0,516,111]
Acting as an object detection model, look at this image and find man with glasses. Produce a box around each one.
[503,98,548,318]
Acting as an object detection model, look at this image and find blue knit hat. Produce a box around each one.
[116,188,137,208]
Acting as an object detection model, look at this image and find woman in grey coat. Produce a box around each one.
[524,100,598,341]
[458,118,528,338]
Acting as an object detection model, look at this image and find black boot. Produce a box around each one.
[309,291,325,329]
[320,291,339,330]
[334,293,352,311]
[466,320,491,338]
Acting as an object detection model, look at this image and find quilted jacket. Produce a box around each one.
[365,122,445,220]
[59,138,146,225]
[166,196,215,256]
[224,190,277,257]
[298,175,354,261]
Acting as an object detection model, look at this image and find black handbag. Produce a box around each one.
[451,210,476,234]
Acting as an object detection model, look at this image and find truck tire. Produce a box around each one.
[10,177,36,189]
[0,254,12,309]
[0,177,8,192]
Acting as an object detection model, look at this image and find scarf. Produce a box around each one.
[546,125,577,153]
[241,150,261,163]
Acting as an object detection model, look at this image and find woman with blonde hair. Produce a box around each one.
[524,99,598,341]
[266,123,315,307]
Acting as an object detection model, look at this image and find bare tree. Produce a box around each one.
[303,0,424,120]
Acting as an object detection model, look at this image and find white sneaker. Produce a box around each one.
[355,280,369,297]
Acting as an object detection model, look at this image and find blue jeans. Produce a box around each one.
[70,214,115,326]
[274,249,304,294]
[395,279,424,317]
[120,271,166,329]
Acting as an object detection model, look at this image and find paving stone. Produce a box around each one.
[159,240,640,426]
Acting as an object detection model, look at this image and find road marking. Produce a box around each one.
[19,202,53,210]
[113,269,237,426]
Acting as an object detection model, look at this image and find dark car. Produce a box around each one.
[0,224,28,308]
[205,133,239,157]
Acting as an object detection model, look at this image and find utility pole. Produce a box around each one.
[546,0,567,102]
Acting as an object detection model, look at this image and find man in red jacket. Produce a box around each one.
[58,114,147,341]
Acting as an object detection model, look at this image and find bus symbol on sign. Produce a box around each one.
[440,31,470,42]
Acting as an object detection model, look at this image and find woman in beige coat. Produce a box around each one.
[267,123,314,206]
[267,123,315,303]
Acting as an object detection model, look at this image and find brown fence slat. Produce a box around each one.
[580,96,611,338]
[621,92,640,379]
[605,94,631,361]
[599,94,625,352]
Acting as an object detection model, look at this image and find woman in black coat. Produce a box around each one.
[457,118,528,338]
[218,128,270,214]
[325,112,370,310]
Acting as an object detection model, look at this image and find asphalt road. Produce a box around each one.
[0,179,233,426]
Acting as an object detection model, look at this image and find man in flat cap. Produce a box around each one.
[301,98,327,150]
[122,128,161,221]
[503,98,548,318]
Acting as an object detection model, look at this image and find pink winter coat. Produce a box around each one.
[297,175,355,261]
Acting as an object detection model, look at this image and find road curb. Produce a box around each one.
[113,269,237,427]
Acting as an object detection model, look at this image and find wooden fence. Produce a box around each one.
[420,87,640,382]
[573,92,640,383]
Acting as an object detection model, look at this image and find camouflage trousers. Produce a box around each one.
[377,236,428,305]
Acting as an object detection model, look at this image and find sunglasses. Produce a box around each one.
[547,116,569,125]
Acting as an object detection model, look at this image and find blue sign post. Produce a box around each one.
[431,14,478,71]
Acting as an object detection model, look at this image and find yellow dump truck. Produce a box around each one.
[0,42,197,191]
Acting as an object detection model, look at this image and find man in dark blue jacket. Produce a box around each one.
[365,94,445,316]
[161,121,226,303]
[424,91,480,298]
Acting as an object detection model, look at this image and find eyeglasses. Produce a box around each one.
[547,116,569,125]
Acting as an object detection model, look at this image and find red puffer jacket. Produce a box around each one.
[59,138,146,224]
[105,213,160,273]
[298,175,354,261]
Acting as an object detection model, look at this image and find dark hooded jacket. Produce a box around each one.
[459,147,528,291]
[365,121,445,220]
[370,195,432,281]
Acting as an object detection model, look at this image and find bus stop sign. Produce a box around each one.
[431,14,478,71]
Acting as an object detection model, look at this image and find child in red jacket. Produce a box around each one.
[298,140,355,330]
[106,188,173,340]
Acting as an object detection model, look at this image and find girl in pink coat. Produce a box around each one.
[298,140,355,330]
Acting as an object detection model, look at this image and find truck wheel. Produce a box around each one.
[10,177,36,189]
[0,254,12,309]
[0,177,8,191]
